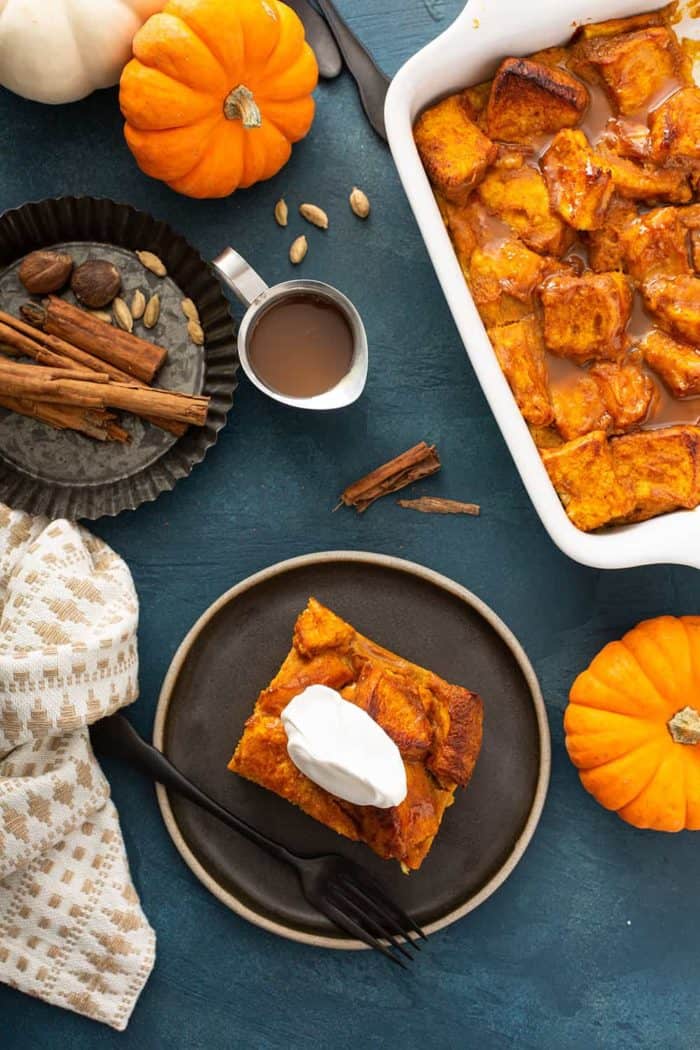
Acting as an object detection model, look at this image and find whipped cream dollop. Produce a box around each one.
[280,684,407,809]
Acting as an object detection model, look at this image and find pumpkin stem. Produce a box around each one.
[224,85,262,128]
[668,705,700,745]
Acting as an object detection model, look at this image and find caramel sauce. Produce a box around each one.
[478,210,513,250]
[248,293,353,398]
[564,241,590,269]
[646,386,700,426]
[627,293,655,340]
[546,353,583,389]
[642,74,686,114]
[579,80,616,144]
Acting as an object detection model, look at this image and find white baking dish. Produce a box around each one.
[385,0,700,570]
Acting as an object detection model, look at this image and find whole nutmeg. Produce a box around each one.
[71,259,122,308]
[19,250,73,294]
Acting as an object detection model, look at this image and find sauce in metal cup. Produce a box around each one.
[212,248,368,410]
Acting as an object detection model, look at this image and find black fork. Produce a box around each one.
[90,714,426,966]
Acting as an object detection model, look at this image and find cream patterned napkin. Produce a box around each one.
[0,504,155,1030]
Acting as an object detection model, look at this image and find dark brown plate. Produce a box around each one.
[0,197,237,519]
[154,552,550,947]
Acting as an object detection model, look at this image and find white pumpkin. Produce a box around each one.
[0,0,164,105]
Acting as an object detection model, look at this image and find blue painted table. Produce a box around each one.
[2,3,699,1047]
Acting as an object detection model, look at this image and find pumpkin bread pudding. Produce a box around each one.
[415,4,700,532]
[229,598,484,870]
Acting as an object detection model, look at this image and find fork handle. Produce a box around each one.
[315,0,389,141]
[91,714,300,869]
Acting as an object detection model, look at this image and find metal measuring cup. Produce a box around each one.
[212,248,368,410]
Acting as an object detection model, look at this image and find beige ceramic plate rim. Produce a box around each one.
[153,550,551,949]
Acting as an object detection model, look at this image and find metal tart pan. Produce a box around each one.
[0,196,237,519]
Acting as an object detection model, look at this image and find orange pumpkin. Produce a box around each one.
[566,615,700,831]
[119,0,318,198]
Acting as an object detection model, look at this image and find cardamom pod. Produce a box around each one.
[188,319,205,345]
[289,235,308,264]
[136,250,167,277]
[143,293,161,329]
[349,186,370,219]
[130,288,146,320]
[112,297,133,332]
[274,198,288,227]
[299,203,329,229]
[90,309,112,324]
[181,297,200,323]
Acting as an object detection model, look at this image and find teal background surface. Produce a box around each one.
[1,2,699,1047]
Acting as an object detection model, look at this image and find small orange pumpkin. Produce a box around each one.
[119,0,318,198]
[566,615,700,831]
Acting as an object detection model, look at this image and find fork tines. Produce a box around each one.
[322,864,426,966]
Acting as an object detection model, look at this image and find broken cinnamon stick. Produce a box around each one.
[1,309,185,436]
[0,394,129,443]
[0,359,209,426]
[23,297,168,383]
[397,497,481,516]
[339,442,441,512]
[0,321,74,369]
[0,357,111,383]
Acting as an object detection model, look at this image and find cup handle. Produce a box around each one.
[211,248,269,307]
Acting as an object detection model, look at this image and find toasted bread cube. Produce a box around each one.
[601,117,651,161]
[590,360,656,430]
[529,424,564,449]
[574,11,666,42]
[468,238,547,327]
[620,207,691,284]
[542,130,614,231]
[649,87,700,166]
[529,46,571,69]
[476,159,573,255]
[611,426,699,521]
[691,229,700,274]
[488,317,553,426]
[679,202,700,230]
[575,28,680,115]
[643,274,700,344]
[678,202,700,273]
[486,58,588,145]
[415,94,497,204]
[460,81,492,126]
[542,430,634,531]
[552,373,612,440]
[540,271,632,363]
[586,196,638,272]
[595,147,691,203]
[640,329,700,398]
[543,254,585,280]
[437,194,480,268]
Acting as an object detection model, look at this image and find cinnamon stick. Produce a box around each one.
[23,297,168,383]
[0,330,129,439]
[397,497,481,516]
[0,322,73,369]
[0,359,209,426]
[0,394,129,443]
[0,308,108,370]
[1,309,185,436]
[339,442,441,512]
[0,357,111,383]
